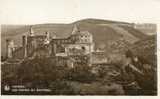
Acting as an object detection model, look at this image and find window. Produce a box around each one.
[81,46,85,50]
[85,39,88,42]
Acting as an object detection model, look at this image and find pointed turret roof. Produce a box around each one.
[71,24,80,35]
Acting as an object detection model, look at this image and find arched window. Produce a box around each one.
[81,46,85,50]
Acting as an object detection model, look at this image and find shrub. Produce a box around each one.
[67,65,96,83]
[16,57,69,88]
[49,80,75,95]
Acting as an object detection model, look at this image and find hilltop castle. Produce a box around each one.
[6,25,108,66]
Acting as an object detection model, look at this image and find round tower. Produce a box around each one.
[29,26,34,36]
[6,39,15,58]
[22,35,28,58]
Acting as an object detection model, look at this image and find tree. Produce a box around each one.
[16,57,69,88]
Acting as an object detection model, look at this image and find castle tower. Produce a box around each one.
[71,24,80,34]
[45,32,50,40]
[44,32,50,45]
[6,39,15,58]
[29,26,34,36]
[22,35,28,58]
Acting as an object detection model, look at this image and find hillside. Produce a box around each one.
[74,18,130,25]
[1,19,157,95]
[1,18,151,57]
[131,35,156,66]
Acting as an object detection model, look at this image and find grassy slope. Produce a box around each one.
[1,19,149,57]
[131,35,156,66]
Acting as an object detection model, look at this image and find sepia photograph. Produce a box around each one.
[0,0,159,96]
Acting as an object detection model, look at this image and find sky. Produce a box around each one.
[0,0,160,24]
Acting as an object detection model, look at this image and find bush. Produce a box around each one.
[67,65,96,83]
[16,57,69,88]
[49,80,76,95]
